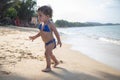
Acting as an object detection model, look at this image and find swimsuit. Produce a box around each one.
[45,38,56,49]
[38,24,51,32]
[38,24,56,49]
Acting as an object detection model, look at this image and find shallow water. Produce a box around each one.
[58,25,120,70]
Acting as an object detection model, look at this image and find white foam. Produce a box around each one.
[99,37,120,45]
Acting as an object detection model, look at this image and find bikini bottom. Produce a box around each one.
[45,38,56,49]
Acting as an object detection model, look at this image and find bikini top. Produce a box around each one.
[38,24,51,32]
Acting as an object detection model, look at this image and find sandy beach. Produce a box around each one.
[0,26,120,80]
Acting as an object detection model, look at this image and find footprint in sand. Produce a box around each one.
[0,71,11,75]
[59,60,64,63]
[8,55,15,58]
[5,49,14,53]
[0,47,4,50]
[0,56,6,59]
[26,52,32,55]
[36,56,44,61]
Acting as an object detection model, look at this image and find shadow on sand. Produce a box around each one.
[0,66,120,80]
[97,71,120,80]
[48,67,120,80]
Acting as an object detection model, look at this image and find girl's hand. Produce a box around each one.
[57,41,62,47]
[29,36,35,41]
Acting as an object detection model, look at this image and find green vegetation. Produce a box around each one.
[6,7,17,19]
[0,0,36,26]
[15,0,36,21]
[55,20,120,27]
[55,20,84,27]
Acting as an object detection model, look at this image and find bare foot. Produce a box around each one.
[53,62,59,68]
[42,68,51,72]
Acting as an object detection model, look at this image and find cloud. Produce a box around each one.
[37,0,120,23]
[99,0,120,9]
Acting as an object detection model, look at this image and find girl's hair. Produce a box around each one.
[38,5,53,18]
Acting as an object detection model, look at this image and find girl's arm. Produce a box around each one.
[50,23,62,47]
[29,31,41,41]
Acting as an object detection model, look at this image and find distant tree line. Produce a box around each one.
[0,0,36,26]
[55,20,85,27]
[55,20,120,27]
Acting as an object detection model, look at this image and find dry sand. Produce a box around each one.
[0,26,120,80]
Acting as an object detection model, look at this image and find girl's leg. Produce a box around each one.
[42,43,58,72]
[42,50,51,72]
[42,45,53,72]
[50,52,59,68]
[45,51,51,68]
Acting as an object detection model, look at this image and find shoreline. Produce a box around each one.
[63,35,120,71]
[59,26,120,71]
[0,26,120,80]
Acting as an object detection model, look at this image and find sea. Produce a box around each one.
[58,25,120,71]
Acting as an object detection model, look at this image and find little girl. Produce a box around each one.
[29,5,62,72]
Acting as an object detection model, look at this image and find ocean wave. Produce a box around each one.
[98,37,120,45]
[58,31,78,35]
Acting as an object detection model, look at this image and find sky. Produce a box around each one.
[37,0,120,23]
